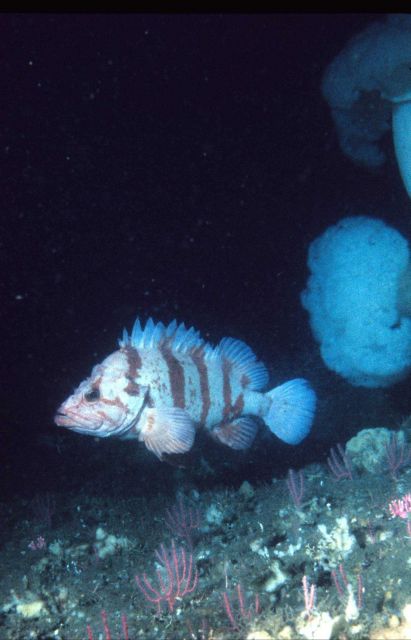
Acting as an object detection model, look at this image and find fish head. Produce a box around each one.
[55,350,148,438]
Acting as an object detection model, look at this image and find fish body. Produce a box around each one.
[55,318,316,460]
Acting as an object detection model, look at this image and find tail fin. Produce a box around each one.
[263,378,316,445]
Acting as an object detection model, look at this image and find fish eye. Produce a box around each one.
[84,388,100,402]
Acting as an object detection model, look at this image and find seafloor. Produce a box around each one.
[1,427,411,640]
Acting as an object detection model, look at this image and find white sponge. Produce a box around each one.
[301,216,411,387]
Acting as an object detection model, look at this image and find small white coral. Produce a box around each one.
[315,516,356,568]
[296,611,337,640]
[94,527,130,559]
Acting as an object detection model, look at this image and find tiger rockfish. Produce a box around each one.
[55,318,316,459]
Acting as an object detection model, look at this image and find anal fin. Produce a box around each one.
[211,416,258,450]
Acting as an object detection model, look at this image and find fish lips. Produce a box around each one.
[54,408,106,435]
[54,411,75,428]
[54,408,93,430]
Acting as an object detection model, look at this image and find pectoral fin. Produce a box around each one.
[139,408,196,459]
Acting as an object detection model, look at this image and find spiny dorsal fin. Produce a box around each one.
[119,317,205,354]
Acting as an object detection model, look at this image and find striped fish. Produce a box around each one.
[55,318,316,460]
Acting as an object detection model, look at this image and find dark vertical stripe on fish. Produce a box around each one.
[222,359,232,419]
[160,344,185,408]
[192,348,210,424]
[124,346,142,395]
[232,392,244,417]
[124,346,142,378]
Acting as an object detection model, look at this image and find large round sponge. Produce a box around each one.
[301,216,411,387]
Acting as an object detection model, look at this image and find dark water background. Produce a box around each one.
[2,13,411,497]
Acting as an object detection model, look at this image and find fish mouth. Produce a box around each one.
[54,410,100,431]
[54,409,113,437]
[54,411,75,428]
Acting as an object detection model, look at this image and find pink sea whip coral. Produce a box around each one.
[135,540,198,613]
[388,492,411,519]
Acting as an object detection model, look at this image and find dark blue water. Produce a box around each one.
[2,12,410,493]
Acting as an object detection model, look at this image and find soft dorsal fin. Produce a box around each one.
[209,337,269,391]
